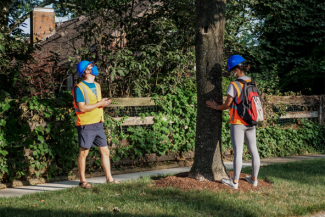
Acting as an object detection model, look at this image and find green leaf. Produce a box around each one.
[44,112,51,118]
[2,103,10,111]
[38,135,45,143]
[0,119,6,126]
[0,150,8,156]
[0,44,4,53]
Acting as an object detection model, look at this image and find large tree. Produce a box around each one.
[189,0,228,181]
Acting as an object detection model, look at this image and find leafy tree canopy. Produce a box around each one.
[250,0,325,94]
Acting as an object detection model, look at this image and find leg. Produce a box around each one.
[230,124,245,183]
[78,147,89,183]
[94,125,119,184]
[244,126,260,180]
[98,146,118,183]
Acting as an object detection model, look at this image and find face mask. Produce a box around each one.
[91,66,99,76]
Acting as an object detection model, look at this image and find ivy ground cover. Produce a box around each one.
[0,158,324,217]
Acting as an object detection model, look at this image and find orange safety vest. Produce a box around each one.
[72,82,104,126]
[229,79,251,125]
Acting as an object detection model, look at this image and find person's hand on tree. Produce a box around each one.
[206,100,217,110]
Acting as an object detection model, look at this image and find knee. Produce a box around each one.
[251,150,260,159]
[101,148,110,157]
[79,149,89,158]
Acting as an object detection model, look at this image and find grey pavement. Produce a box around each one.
[0,154,324,198]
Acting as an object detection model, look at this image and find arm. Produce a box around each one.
[206,94,234,111]
[77,98,111,113]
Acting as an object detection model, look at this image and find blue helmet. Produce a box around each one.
[76,60,92,77]
[226,55,245,71]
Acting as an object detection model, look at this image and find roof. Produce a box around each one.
[35,0,156,66]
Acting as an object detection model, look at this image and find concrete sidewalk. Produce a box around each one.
[0,154,324,198]
[0,167,191,198]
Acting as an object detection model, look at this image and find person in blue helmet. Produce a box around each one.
[73,61,119,189]
[206,55,261,189]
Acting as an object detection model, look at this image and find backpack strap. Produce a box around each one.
[236,78,255,84]
[236,78,247,84]
[237,78,262,98]
[235,78,256,105]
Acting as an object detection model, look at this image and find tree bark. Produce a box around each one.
[189,0,228,181]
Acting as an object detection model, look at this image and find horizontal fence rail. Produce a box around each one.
[109,97,156,107]
[113,116,170,126]
[279,111,319,119]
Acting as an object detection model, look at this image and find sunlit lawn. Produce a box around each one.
[0,158,325,217]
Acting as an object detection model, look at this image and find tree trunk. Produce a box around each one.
[189,0,228,181]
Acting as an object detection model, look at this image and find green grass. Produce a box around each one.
[1,159,325,217]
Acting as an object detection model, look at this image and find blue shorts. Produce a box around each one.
[76,122,107,149]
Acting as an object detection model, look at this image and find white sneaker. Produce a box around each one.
[246,176,258,186]
[221,178,238,189]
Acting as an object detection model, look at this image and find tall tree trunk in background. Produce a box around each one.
[189,0,228,181]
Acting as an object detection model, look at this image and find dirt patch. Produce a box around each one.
[154,172,272,193]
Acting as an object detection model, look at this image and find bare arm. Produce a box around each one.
[77,98,111,113]
[206,94,234,110]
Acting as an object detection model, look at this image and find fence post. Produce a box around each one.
[320,95,324,125]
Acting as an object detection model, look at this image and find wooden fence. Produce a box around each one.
[106,94,324,166]
[108,97,163,125]
[109,95,325,125]
[264,95,324,124]
[4,95,324,130]
[11,94,325,164]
